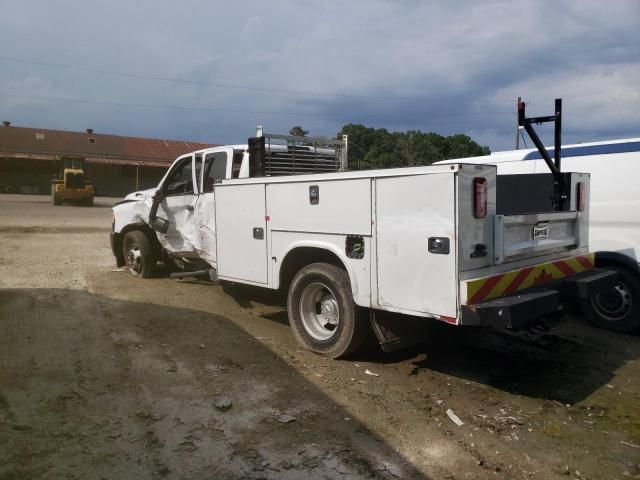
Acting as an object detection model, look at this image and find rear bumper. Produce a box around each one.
[462,268,617,328]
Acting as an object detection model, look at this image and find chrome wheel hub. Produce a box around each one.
[127,247,142,274]
[593,281,632,321]
[299,282,340,341]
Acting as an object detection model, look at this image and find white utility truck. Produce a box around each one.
[111,118,616,357]
[437,125,640,332]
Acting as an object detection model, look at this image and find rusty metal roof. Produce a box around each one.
[0,125,215,166]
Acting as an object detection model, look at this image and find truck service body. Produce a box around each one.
[437,137,640,332]
[111,125,616,357]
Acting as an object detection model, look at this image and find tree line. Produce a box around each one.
[290,125,491,170]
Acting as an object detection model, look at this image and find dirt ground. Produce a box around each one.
[0,193,639,480]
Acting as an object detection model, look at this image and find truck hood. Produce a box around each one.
[123,187,156,201]
[113,187,156,208]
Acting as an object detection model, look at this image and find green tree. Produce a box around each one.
[289,126,309,137]
[444,134,491,159]
[364,129,395,169]
[337,124,490,170]
[393,130,443,167]
[337,124,377,170]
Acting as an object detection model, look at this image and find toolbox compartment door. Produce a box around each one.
[215,183,268,284]
[375,173,457,317]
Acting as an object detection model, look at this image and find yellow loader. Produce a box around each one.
[51,156,94,206]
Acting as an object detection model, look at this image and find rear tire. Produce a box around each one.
[122,231,157,278]
[580,265,640,333]
[287,262,368,358]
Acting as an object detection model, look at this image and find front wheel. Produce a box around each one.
[51,185,61,205]
[580,265,640,333]
[122,231,157,278]
[287,262,367,358]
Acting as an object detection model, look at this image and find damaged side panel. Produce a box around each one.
[194,192,217,267]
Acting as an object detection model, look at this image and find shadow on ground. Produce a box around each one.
[0,288,426,480]
[364,317,639,404]
[214,282,640,405]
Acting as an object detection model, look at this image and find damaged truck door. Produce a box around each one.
[152,153,199,255]
[192,148,233,267]
[150,148,232,269]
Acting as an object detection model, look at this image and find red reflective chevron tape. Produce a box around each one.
[465,254,595,305]
[468,273,505,304]
[504,266,535,295]
[576,255,594,270]
[552,260,575,276]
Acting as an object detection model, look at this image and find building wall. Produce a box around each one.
[0,157,57,194]
[0,157,169,197]
[85,164,167,197]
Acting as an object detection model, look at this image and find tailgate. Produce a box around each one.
[494,211,585,265]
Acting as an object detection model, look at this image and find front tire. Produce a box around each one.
[580,265,640,333]
[287,262,367,358]
[122,231,157,278]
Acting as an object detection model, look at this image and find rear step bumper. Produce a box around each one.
[555,268,618,298]
[462,268,617,329]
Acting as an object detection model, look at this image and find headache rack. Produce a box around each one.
[248,126,348,177]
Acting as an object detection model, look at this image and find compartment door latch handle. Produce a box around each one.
[253,227,264,240]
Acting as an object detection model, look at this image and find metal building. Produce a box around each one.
[0,123,213,197]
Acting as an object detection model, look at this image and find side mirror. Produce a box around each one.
[150,216,169,234]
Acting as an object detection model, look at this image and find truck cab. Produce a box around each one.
[111,131,347,276]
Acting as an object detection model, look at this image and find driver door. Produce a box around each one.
[156,154,199,255]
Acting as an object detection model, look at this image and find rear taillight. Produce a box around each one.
[577,182,585,212]
[473,177,487,218]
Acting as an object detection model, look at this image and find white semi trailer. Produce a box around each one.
[111,123,616,357]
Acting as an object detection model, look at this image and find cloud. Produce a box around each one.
[0,0,638,151]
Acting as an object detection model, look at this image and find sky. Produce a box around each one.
[0,0,638,152]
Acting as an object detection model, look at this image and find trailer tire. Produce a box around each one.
[580,265,640,333]
[287,262,367,358]
[122,231,156,278]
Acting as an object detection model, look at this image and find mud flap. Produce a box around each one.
[369,310,430,353]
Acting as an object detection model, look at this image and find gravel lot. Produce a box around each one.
[0,194,638,479]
